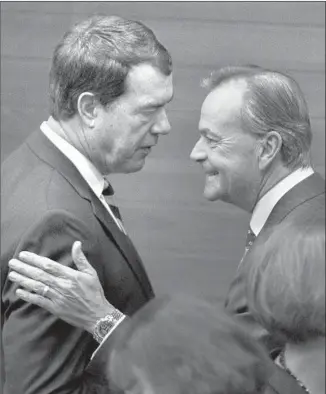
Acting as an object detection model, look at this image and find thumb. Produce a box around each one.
[71,241,96,275]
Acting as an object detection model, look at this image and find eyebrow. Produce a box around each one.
[141,93,175,109]
[199,128,221,139]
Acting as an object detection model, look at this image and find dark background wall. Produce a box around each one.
[1,2,325,301]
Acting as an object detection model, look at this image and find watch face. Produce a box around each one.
[98,317,114,336]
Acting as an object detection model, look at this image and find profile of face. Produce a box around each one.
[88,63,173,175]
[190,80,262,211]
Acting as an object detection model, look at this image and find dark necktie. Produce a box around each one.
[102,183,126,234]
[238,227,256,270]
[102,184,121,219]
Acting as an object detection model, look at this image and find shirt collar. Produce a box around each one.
[250,167,314,236]
[40,117,105,198]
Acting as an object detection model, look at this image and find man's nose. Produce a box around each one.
[190,138,207,162]
[151,109,171,135]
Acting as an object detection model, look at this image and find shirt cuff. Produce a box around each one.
[90,315,126,360]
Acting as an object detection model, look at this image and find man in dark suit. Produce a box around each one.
[7,67,324,378]
[190,66,325,352]
[1,15,173,394]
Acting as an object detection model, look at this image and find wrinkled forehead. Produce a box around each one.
[199,79,247,128]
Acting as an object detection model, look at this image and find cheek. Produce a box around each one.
[94,123,114,146]
[228,156,260,192]
[206,149,223,168]
[230,145,258,171]
[207,153,234,177]
[87,133,109,161]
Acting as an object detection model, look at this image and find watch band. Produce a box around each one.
[92,309,125,343]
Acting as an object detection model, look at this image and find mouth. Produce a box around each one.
[138,146,153,156]
[144,143,156,149]
[140,144,156,151]
[206,172,219,178]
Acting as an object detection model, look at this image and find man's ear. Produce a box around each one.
[258,131,283,171]
[77,92,98,128]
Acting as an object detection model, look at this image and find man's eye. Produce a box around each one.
[205,136,219,145]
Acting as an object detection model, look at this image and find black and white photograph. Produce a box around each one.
[1,2,325,393]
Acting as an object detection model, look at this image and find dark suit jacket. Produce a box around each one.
[225,172,325,352]
[1,131,154,394]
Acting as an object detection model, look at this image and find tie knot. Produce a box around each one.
[102,181,114,196]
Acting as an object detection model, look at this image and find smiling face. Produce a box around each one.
[190,80,262,212]
[88,63,173,175]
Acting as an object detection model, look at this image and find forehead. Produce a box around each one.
[199,79,247,130]
[125,63,173,105]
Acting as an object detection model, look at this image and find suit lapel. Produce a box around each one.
[90,194,153,297]
[264,172,325,230]
[27,131,153,297]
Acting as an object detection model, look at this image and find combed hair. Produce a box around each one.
[246,219,325,344]
[49,15,172,120]
[108,295,273,394]
[202,66,312,170]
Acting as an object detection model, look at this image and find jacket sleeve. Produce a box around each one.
[2,210,111,394]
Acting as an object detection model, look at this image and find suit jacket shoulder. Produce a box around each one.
[263,172,325,230]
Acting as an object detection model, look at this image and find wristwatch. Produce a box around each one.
[92,309,125,343]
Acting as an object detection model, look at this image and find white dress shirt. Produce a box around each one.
[250,167,314,236]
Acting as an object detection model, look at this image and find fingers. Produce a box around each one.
[71,241,96,275]
[15,288,54,311]
[8,271,54,299]
[15,251,76,278]
[9,259,60,288]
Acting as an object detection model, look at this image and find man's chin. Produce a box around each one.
[203,188,222,202]
[122,159,147,174]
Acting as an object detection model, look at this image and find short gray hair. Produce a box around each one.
[246,218,325,344]
[203,66,312,170]
[49,15,172,120]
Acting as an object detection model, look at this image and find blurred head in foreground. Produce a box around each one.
[107,295,273,394]
[245,218,325,393]
[246,218,325,345]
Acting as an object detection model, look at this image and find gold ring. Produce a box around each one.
[42,285,50,298]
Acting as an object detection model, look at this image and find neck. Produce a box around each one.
[285,337,325,394]
[251,163,291,212]
[47,116,90,159]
